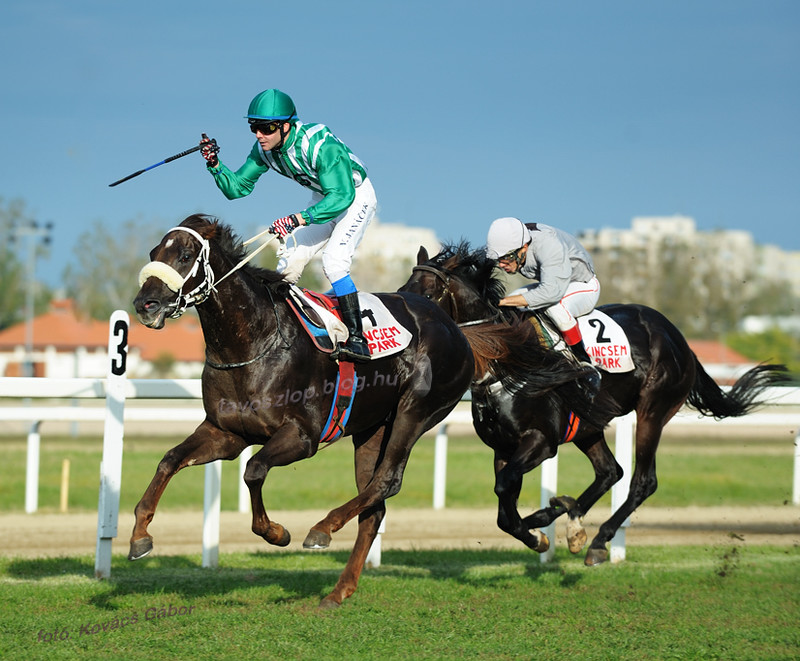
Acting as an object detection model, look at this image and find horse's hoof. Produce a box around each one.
[264,525,291,547]
[128,537,153,561]
[534,531,550,553]
[319,596,341,610]
[303,529,332,550]
[273,527,291,547]
[567,528,588,554]
[550,495,578,512]
[584,548,609,566]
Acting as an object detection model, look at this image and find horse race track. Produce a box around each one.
[2,505,798,559]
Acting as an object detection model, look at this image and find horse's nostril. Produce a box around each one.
[144,300,160,311]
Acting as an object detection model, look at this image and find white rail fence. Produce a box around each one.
[1,311,798,576]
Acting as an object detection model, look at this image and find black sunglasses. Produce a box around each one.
[249,120,283,135]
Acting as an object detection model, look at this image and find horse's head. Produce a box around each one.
[134,215,232,328]
[399,242,504,324]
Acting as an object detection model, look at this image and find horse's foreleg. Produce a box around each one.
[320,504,385,609]
[129,422,247,560]
[494,458,550,553]
[244,424,313,547]
[303,421,410,551]
[539,433,623,554]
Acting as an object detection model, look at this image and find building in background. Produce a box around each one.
[0,299,204,379]
[577,215,800,300]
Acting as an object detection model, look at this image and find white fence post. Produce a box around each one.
[24,421,41,513]
[610,412,635,563]
[202,461,222,568]
[793,429,800,506]
[95,310,129,579]
[433,423,449,510]
[365,514,386,568]
[539,455,558,563]
[238,445,253,513]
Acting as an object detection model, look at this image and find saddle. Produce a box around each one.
[529,309,635,373]
[285,286,413,359]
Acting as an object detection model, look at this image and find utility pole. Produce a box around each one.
[9,221,53,377]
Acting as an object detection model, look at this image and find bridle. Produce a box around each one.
[137,225,287,369]
[137,226,216,319]
[410,264,502,327]
[137,225,276,320]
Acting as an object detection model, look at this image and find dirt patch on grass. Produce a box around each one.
[2,505,798,560]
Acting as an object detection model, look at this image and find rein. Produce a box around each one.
[140,226,287,369]
[205,341,275,370]
[138,227,279,319]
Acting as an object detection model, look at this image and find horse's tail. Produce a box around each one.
[686,359,789,419]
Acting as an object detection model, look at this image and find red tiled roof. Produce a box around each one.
[686,339,752,365]
[0,299,205,362]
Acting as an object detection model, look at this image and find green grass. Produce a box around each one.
[2,431,798,659]
[0,431,795,513]
[1,546,798,660]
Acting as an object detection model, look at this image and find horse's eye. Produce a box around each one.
[179,250,192,263]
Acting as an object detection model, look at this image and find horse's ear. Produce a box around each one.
[416,246,429,265]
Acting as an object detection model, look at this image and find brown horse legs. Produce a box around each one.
[319,505,386,608]
[243,425,316,547]
[129,422,248,560]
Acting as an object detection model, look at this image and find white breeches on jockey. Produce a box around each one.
[276,178,377,285]
[510,276,601,332]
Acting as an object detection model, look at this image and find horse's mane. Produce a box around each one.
[428,241,506,308]
[178,214,287,289]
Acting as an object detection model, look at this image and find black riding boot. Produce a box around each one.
[569,340,602,398]
[332,292,371,363]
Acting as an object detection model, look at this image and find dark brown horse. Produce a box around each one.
[400,242,788,565]
[130,215,475,607]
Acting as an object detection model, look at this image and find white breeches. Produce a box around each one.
[276,178,377,285]
[511,276,600,331]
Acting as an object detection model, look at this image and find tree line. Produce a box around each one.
[1,198,798,372]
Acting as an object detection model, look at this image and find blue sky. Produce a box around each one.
[2,1,798,288]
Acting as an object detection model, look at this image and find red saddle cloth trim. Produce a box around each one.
[320,361,357,443]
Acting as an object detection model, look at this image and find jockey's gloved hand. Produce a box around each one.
[269,214,301,239]
[200,133,220,168]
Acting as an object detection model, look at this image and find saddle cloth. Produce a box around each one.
[287,286,413,359]
[538,309,634,373]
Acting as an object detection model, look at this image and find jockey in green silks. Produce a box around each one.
[200,89,376,363]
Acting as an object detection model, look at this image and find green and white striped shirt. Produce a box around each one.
[208,121,368,224]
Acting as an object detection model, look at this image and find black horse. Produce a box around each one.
[130,215,476,607]
[400,242,788,565]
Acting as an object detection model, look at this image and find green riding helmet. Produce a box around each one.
[245,89,297,121]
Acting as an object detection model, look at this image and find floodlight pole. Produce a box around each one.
[10,221,53,377]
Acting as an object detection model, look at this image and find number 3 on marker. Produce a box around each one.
[111,317,128,376]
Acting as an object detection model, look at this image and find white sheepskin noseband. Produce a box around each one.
[138,261,186,292]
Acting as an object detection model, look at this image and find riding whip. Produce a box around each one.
[108,134,216,187]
